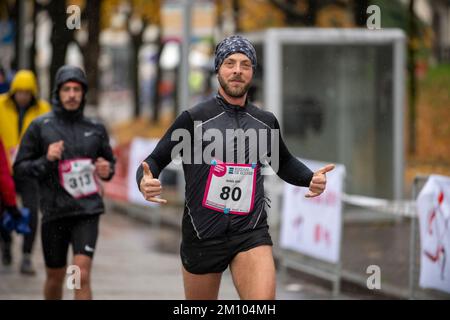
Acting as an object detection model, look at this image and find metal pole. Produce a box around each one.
[333,191,344,298]
[179,0,192,113]
[408,175,425,299]
[393,35,406,200]
[408,178,416,299]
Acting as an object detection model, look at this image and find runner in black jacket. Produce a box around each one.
[137,35,335,300]
[14,65,115,300]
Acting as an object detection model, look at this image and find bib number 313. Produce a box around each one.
[59,158,99,199]
[202,160,257,215]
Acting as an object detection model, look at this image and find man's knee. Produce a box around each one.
[46,268,66,284]
[78,267,91,286]
[73,256,92,286]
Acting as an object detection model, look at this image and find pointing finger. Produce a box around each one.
[317,164,335,175]
[305,191,320,198]
[147,196,167,204]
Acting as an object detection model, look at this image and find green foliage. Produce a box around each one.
[370,0,427,32]
[421,63,450,92]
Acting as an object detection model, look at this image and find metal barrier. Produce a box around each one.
[116,157,449,299]
[274,175,450,299]
[276,242,342,298]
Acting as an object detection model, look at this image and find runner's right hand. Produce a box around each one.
[46,140,64,161]
[140,162,167,204]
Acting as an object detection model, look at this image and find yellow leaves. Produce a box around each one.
[133,0,161,24]
[294,0,309,15]
[100,0,161,30]
[101,0,121,30]
[66,0,85,11]
[408,37,421,50]
[240,0,285,31]
[316,4,355,28]
[221,0,285,32]
[219,0,356,31]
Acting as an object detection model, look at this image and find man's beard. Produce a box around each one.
[62,99,82,110]
[218,74,251,98]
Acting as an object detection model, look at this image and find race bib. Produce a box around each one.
[202,160,258,215]
[59,158,99,198]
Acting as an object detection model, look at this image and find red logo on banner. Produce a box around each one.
[424,190,448,280]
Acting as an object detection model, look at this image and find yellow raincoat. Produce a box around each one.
[0,70,51,168]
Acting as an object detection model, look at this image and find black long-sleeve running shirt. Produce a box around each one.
[136,94,313,242]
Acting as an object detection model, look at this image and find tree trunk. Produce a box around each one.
[10,0,19,70]
[268,0,319,26]
[131,36,140,118]
[130,23,147,118]
[232,0,240,32]
[353,0,369,27]
[29,1,38,73]
[48,0,75,93]
[408,0,417,155]
[215,0,224,36]
[305,0,318,26]
[431,4,441,62]
[83,0,101,106]
[152,31,163,122]
[285,0,299,25]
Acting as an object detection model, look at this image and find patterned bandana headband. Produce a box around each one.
[214,35,257,73]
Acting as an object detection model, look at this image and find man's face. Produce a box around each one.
[217,53,253,98]
[14,90,33,107]
[59,81,83,111]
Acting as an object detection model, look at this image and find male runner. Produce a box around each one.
[14,65,115,299]
[137,35,334,299]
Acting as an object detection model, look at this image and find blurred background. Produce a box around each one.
[1,0,448,190]
[0,0,449,300]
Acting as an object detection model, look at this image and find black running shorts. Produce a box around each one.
[180,227,273,274]
[41,215,100,268]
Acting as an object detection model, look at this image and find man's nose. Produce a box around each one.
[233,64,243,74]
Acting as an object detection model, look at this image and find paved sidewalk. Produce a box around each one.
[1,209,346,300]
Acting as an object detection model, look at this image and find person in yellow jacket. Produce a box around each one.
[0,70,51,274]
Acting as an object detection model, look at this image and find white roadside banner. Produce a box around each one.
[127,137,160,206]
[280,159,345,263]
[417,175,450,294]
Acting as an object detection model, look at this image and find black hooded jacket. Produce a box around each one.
[13,66,115,223]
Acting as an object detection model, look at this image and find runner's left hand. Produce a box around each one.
[95,157,111,179]
[305,164,335,198]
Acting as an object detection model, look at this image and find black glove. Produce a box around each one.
[5,206,22,220]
